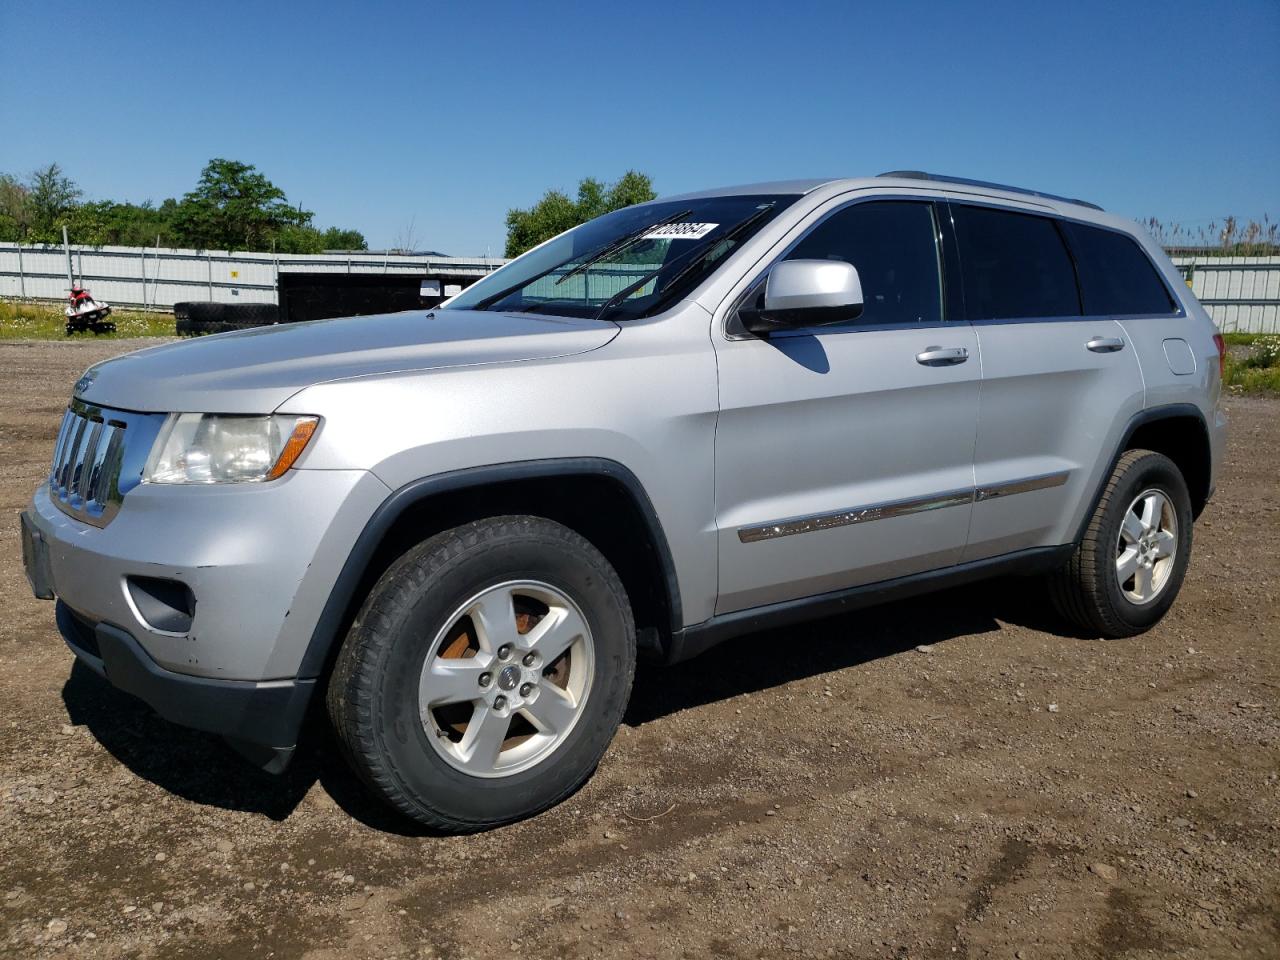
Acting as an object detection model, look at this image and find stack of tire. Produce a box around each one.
[174,302,280,336]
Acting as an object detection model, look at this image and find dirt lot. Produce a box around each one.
[1,339,1277,960]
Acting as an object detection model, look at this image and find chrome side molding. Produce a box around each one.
[739,470,1071,544]
[973,470,1069,502]
[738,488,973,543]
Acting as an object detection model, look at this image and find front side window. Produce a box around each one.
[445,194,799,321]
[952,205,1081,320]
[1062,221,1176,316]
[782,200,943,325]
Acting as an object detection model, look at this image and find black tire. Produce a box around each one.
[176,301,277,336]
[1049,449,1193,638]
[178,302,226,335]
[327,515,636,832]
[223,302,278,326]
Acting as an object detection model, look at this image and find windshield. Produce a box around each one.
[446,194,799,321]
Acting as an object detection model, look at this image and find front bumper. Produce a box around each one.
[23,466,391,767]
[24,469,388,680]
[55,601,312,771]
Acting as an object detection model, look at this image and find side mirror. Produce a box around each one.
[741,259,864,335]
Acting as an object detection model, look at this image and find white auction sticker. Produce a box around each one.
[643,222,719,241]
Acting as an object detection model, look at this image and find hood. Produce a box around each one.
[74,309,619,413]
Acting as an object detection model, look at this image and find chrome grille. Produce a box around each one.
[48,399,165,527]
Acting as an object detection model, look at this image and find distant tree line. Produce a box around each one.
[0,159,367,253]
[505,171,656,257]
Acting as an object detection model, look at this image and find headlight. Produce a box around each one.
[143,414,319,484]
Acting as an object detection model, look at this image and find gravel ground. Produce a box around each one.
[1,339,1277,960]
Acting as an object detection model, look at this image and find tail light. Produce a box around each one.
[1213,333,1226,379]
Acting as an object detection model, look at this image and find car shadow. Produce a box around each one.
[61,575,1082,832]
[624,574,1083,725]
[60,662,420,834]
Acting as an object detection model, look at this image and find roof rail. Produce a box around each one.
[877,170,1103,211]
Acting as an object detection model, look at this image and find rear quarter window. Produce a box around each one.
[1062,222,1176,316]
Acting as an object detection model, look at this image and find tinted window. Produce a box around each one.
[952,206,1081,320]
[1063,222,1175,315]
[784,201,942,325]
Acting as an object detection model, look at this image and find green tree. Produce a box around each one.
[1,160,370,251]
[320,226,368,250]
[0,174,29,241]
[26,163,82,242]
[171,158,313,251]
[273,224,325,254]
[60,199,179,247]
[505,171,656,257]
[272,223,369,254]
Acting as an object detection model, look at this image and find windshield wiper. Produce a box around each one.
[470,209,692,313]
[554,209,692,287]
[594,203,777,322]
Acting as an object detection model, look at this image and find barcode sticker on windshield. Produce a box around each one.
[643,222,718,241]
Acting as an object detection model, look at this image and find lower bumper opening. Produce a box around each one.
[55,600,314,772]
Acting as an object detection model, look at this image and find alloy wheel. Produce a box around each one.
[418,580,594,778]
[1115,488,1178,605]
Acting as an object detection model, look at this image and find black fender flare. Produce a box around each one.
[1071,401,1211,546]
[296,457,683,679]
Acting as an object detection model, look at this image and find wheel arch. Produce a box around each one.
[1074,402,1213,546]
[297,458,682,681]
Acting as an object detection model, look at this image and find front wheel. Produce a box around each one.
[1049,449,1193,638]
[327,515,636,832]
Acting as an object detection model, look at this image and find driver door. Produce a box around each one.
[711,198,981,614]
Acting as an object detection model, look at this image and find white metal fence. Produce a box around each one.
[1170,256,1280,334]
[2,242,1277,333]
[0,242,504,310]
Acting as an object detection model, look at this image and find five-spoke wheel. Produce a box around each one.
[327,515,635,832]
[1051,449,1192,638]
[420,581,594,777]
[1115,489,1179,605]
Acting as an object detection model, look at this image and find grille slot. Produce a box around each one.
[50,409,117,517]
[47,399,163,527]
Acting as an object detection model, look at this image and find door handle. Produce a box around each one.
[915,346,969,366]
[1086,336,1126,353]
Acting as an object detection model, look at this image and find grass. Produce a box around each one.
[1224,362,1280,393]
[1223,333,1280,394]
[1222,332,1260,346]
[0,300,175,340]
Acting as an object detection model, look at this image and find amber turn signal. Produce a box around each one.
[266,417,319,480]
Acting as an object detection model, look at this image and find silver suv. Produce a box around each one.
[21,172,1226,832]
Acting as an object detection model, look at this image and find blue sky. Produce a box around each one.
[2,0,1277,254]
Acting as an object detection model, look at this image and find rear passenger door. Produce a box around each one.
[1062,220,1211,413]
[947,202,1145,561]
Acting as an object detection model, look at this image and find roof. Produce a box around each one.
[876,170,1102,210]
[656,172,1104,214]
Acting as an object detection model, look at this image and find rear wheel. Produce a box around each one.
[327,516,635,832]
[1049,449,1193,637]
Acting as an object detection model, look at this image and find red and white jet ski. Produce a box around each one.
[65,285,115,334]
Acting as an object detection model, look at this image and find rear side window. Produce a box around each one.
[1063,222,1176,315]
[952,205,1081,320]
[784,200,942,325]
